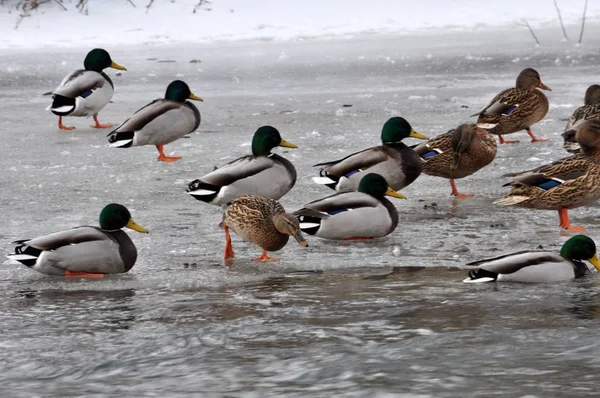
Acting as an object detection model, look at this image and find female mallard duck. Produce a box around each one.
[187,126,297,206]
[472,68,551,144]
[295,173,405,240]
[413,123,497,199]
[563,84,600,153]
[47,48,127,130]
[463,235,600,283]
[312,117,428,192]
[107,80,203,162]
[222,195,308,264]
[8,204,148,276]
[494,119,600,231]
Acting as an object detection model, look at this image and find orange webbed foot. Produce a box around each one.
[252,250,280,262]
[157,155,182,162]
[452,193,473,200]
[58,116,75,130]
[64,270,105,278]
[91,115,112,129]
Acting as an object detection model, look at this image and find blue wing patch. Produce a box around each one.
[537,179,563,190]
[421,149,442,159]
[345,169,361,177]
[502,106,518,115]
[80,89,94,98]
[328,209,348,215]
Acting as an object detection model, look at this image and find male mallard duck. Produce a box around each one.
[413,123,497,199]
[472,68,551,144]
[107,80,203,162]
[187,126,297,206]
[312,117,428,192]
[295,173,405,240]
[47,48,126,130]
[494,119,600,231]
[463,235,600,283]
[562,84,600,154]
[7,204,148,276]
[222,195,308,264]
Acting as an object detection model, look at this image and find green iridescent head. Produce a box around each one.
[251,126,297,156]
[357,173,406,200]
[84,48,127,72]
[560,235,599,270]
[99,203,148,233]
[164,80,204,103]
[381,117,428,144]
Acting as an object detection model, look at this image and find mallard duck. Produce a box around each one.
[187,126,297,206]
[222,195,308,264]
[295,173,405,240]
[472,68,551,144]
[7,204,148,276]
[563,85,600,154]
[413,123,497,199]
[107,80,203,162]
[46,48,126,130]
[312,117,428,192]
[463,235,600,283]
[494,119,600,231]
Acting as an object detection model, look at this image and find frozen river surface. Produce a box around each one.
[2,31,600,396]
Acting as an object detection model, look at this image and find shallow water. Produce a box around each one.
[2,31,600,396]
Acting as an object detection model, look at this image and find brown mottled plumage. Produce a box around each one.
[473,68,551,144]
[413,124,497,198]
[494,119,600,231]
[562,85,600,154]
[222,195,307,264]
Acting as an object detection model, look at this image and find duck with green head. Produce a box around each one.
[8,204,148,277]
[464,235,600,283]
[295,173,405,240]
[413,123,497,199]
[47,48,127,130]
[312,117,429,192]
[187,126,298,205]
[108,80,203,162]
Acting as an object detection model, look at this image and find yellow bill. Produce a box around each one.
[126,218,149,233]
[110,61,127,71]
[588,253,600,270]
[279,139,298,148]
[409,129,429,140]
[385,187,406,199]
[189,93,204,101]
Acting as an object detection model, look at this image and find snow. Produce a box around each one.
[0,0,598,49]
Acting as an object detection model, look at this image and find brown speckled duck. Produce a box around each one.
[494,119,600,231]
[563,84,600,154]
[473,68,551,144]
[222,195,308,265]
[413,124,497,199]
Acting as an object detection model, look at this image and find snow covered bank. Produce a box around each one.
[1,0,598,49]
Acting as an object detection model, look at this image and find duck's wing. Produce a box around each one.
[413,129,453,156]
[111,99,179,133]
[313,146,389,176]
[503,155,588,188]
[464,251,568,283]
[295,191,380,216]
[16,226,110,250]
[192,156,276,188]
[472,88,535,117]
[52,70,107,99]
[566,104,600,132]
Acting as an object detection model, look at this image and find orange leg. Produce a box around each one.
[558,208,585,232]
[526,128,548,143]
[450,179,473,199]
[498,134,519,144]
[156,144,182,162]
[64,270,105,278]
[252,250,280,262]
[341,237,376,241]
[58,116,75,130]
[91,115,112,129]
[223,225,235,266]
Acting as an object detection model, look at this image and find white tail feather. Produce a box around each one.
[300,222,321,229]
[312,176,336,185]
[108,139,133,148]
[463,276,495,283]
[476,123,498,129]
[493,196,530,206]
[51,105,75,113]
[8,254,38,261]
[187,189,217,196]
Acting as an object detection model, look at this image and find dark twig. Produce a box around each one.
[517,20,540,46]
[193,0,211,13]
[53,0,66,11]
[578,0,588,45]
[126,0,135,7]
[145,0,155,13]
[553,0,569,41]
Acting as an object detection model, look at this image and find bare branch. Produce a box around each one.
[578,0,588,45]
[193,0,211,13]
[553,0,569,41]
[519,19,540,46]
[126,0,136,7]
[53,0,67,11]
[145,0,155,13]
